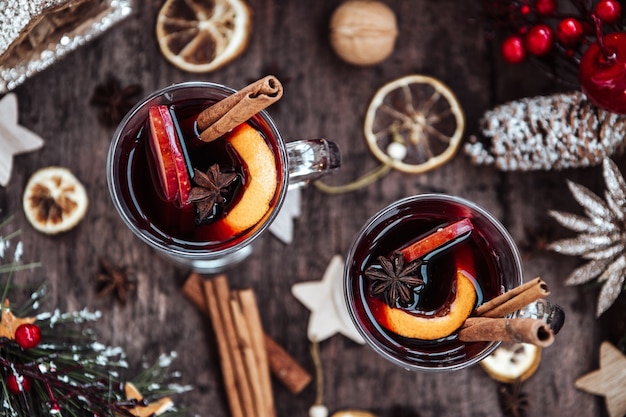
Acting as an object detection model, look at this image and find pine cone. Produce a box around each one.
[464,91,626,171]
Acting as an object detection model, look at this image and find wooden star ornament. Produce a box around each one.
[575,341,626,417]
[0,299,36,339]
[0,93,44,186]
[123,382,173,417]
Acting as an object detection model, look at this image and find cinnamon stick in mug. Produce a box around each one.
[458,317,554,347]
[475,277,550,318]
[197,75,283,142]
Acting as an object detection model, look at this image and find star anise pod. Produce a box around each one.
[90,77,142,126]
[365,254,424,307]
[95,258,137,305]
[188,164,237,222]
[498,379,529,417]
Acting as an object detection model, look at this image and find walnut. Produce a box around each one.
[329,0,398,66]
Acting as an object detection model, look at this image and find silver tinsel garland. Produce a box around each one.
[464,91,626,171]
[0,0,132,93]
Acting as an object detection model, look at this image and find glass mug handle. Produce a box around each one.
[517,299,566,335]
[286,139,341,185]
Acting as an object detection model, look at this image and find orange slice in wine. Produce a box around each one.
[377,269,476,340]
[222,123,278,234]
[364,74,465,173]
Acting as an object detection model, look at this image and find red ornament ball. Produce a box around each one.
[6,374,32,394]
[534,0,557,16]
[14,323,41,349]
[595,0,622,24]
[525,24,554,56]
[580,32,626,114]
[501,35,526,64]
[557,18,584,47]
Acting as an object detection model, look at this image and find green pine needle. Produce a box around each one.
[0,214,191,416]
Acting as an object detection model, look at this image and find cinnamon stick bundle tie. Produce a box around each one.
[197,75,283,142]
[459,317,554,347]
[475,277,550,318]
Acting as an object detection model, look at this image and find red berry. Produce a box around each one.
[525,24,554,56]
[6,374,32,394]
[534,0,557,16]
[14,323,41,349]
[595,0,622,24]
[501,36,526,64]
[557,18,584,46]
[580,32,626,113]
[520,4,531,15]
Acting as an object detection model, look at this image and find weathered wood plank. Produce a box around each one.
[0,1,605,416]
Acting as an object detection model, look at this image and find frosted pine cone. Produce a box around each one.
[464,92,626,171]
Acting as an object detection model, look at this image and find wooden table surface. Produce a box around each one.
[0,1,617,416]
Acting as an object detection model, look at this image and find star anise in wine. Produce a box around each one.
[364,254,424,307]
[188,164,237,222]
[90,77,142,126]
[95,258,137,305]
[498,379,529,417]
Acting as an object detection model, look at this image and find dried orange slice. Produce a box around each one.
[22,166,88,235]
[481,342,542,383]
[156,0,251,73]
[364,74,465,173]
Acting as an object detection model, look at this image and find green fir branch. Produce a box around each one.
[0,215,191,416]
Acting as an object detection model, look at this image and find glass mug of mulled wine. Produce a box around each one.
[344,194,563,372]
[107,81,340,272]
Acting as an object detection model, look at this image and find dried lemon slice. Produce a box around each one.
[364,74,465,173]
[481,342,541,383]
[156,0,251,73]
[22,166,88,235]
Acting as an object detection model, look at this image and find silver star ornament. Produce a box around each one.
[549,158,626,317]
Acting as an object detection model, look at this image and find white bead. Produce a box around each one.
[309,404,329,417]
[386,142,407,161]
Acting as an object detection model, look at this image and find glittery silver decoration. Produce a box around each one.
[0,0,132,93]
[464,92,626,171]
[548,158,626,317]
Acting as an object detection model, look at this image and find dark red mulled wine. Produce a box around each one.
[108,84,286,256]
[123,105,273,247]
[108,81,341,273]
[345,195,523,371]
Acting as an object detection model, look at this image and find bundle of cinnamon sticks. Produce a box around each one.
[458,277,556,347]
[203,276,273,417]
[182,273,312,417]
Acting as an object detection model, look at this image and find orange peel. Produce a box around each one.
[222,123,278,234]
[378,269,476,340]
